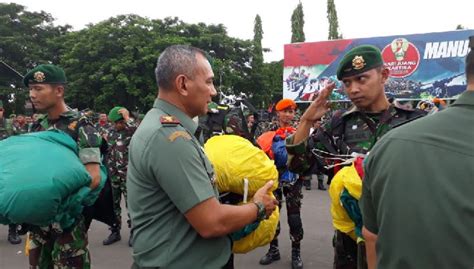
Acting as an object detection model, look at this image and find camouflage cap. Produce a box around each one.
[336,45,383,80]
[23,64,67,87]
[108,106,124,122]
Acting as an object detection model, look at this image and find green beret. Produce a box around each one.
[108,106,124,122]
[23,64,67,87]
[336,45,383,80]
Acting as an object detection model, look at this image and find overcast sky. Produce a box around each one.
[10,0,474,62]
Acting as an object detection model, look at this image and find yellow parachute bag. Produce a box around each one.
[233,201,279,253]
[204,135,279,253]
[328,162,362,241]
[204,135,278,195]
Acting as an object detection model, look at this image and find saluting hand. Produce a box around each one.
[253,180,278,218]
[300,82,336,123]
[118,108,130,121]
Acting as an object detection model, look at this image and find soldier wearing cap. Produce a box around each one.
[258,98,304,269]
[24,64,102,269]
[286,45,426,269]
[102,106,137,246]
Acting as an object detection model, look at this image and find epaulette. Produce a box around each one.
[160,115,180,127]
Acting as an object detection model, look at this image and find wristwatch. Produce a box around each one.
[253,201,266,222]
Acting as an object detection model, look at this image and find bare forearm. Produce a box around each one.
[209,203,258,237]
[362,227,378,269]
[292,119,314,145]
[85,163,101,190]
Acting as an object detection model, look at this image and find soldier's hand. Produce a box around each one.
[300,82,335,123]
[253,180,278,218]
[118,108,130,121]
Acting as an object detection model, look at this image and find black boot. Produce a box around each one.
[103,227,121,245]
[317,179,326,190]
[7,224,21,245]
[259,241,280,265]
[128,229,133,247]
[303,179,311,190]
[291,244,303,269]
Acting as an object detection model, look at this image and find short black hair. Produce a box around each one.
[155,45,206,91]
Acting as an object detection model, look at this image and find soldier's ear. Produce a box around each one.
[175,74,189,96]
[55,85,65,98]
[380,68,390,84]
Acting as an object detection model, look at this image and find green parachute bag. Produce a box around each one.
[0,130,106,230]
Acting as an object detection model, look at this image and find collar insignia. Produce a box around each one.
[160,115,180,125]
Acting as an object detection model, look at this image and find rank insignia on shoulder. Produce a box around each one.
[168,131,192,142]
[160,115,180,126]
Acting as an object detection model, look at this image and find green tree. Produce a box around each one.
[456,24,465,30]
[0,3,69,114]
[253,15,264,68]
[248,14,268,107]
[57,15,257,112]
[291,2,305,43]
[264,60,283,100]
[327,0,342,39]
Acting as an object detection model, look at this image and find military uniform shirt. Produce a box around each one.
[31,109,101,164]
[127,99,231,268]
[286,104,425,174]
[360,90,474,268]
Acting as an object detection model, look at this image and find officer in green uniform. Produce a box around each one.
[24,64,102,269]
[286,45,425,269]
[102,106,137,246]
[127,45,278,269]
[360,37,474,269]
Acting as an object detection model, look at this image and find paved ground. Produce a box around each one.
[0,181,333,269]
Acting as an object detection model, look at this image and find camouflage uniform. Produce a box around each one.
[95,122,112,139]
[12,122,29,135]
[286,104,425,269]
[259,122,304,266]
[29,109,101,269]
[106,120,137,230]
[0,117,13,140]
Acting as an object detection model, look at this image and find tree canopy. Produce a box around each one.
[0,3,284,114]
[291,2,305,43]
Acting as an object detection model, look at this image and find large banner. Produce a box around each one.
[283,30,474,102]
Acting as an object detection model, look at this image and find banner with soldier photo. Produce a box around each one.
[283,29,474,102]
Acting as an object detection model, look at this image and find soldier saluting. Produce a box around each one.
[286,45,425,269]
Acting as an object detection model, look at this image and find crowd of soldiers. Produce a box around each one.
[2,39,472,269]
[0,98,140,250]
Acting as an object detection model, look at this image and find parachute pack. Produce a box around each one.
[204,135,279,253]
[0,130,106,230]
